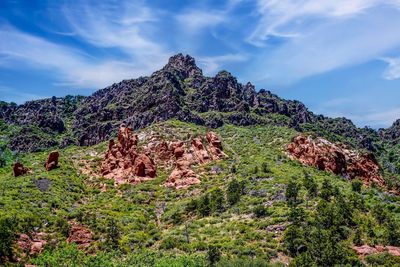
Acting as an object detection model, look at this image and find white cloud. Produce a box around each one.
[197,54,248,75]
[176,11,226,32]
[381,56,400,80]
[0,27,164,88]
[0,85,48,104]
[246,4,400,84]
[248,0,400,46]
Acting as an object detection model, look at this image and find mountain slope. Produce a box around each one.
[0,54,385,154]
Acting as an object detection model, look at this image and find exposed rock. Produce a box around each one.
[67,221,93,250]
[191,137,211,164]
[13,162,30,177]
[287,135,384,187]
[101,125,156,185]
[353,245,400,258]
[206,131,227,160]
[17,232,47,256]
[44,151,59,171]
[33,178,51,192]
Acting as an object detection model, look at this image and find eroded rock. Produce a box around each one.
[44,151,59,171]
[101,125,156,185]
[17,232,47,256]
[287,135,384,187]
[13,162,30,177]
[353,245,400,258]
[67,221,93,250]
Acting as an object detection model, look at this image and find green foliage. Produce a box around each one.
[351,179,363,193]
[252,205,270,218]
[226,179,244,206]
[207,245,221,266]
[285,180,300,206]
[302,173,317,198]
[0,216,17,262]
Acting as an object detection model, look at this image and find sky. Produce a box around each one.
[1,0,400,128]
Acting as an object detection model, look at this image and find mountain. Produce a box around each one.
[1,54,400,266]
[0,54,387,152]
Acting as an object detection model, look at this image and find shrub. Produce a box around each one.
[207,245,221,266]
[226,179,244,206]
[252,205,269,218]
[351,179,363,193]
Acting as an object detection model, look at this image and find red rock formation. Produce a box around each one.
[101,125,156,185]
[17,232,47,256]
[206,131,227,160]
[353,245,400,258]
[13,162,30,177]
[101,126,226,188]
[191,137,211,164]
[287,135,384,187]
[67,221,93,250]
[44,151,59,171]
[165,149,200,189]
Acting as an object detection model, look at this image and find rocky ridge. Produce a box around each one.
[0,54,386,154]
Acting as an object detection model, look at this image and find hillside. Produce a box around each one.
[1,55,400,266]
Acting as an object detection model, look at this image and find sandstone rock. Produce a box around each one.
[17,232,47,256]
[101,125,156,185]
[67,221,93,250]
[352,245,378,256]
[287,135,384,187]
[353,245,400,258]
[206,131,227,160]
[44,151,59,171]
[191,137,211,164]
[386,246,400,256]
[13,162,30,177]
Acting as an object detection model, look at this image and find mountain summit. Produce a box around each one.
[0,54,397,153]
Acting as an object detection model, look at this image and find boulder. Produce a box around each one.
[67,221,93,250]
[287,135,384,187]
[44,151,59,171]
[17,232,47,256]
[13,162,30,177]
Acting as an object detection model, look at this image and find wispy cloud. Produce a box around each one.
[248,0,400,46]
[0,85,48,104]
[197,53,248,75]
[246,3,400,84]
[0,26,158,88]
[315,97,400,128]
[381,56,400,80]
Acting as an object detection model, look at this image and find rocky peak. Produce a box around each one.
[162,53,202,79]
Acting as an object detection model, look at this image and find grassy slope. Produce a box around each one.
[1,120,400,266]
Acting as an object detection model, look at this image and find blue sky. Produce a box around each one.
[1,0,400,128]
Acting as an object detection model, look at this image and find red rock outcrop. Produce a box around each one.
[353,245,400,258]
[44,151,59,171]
[206,131,227,160]
[287,135,384,187]
[67,221,93,250]
[101,125,156,185]
[13,162,30,177]
[164,132,226,189]
[101,126,226,188]
[17,232,47,256]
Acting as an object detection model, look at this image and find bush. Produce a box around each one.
[0,217,17,263]
[207,245,221,266]
[286,180,300,206]
[351,179,363,193]
[252,205,270,218]
[227,179,244,206]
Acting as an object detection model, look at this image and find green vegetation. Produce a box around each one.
[0,120,399,266]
